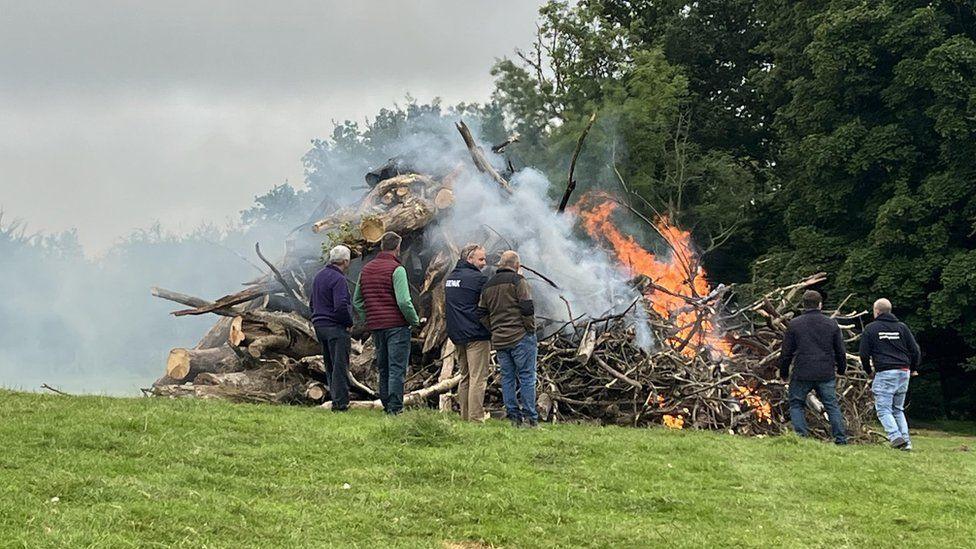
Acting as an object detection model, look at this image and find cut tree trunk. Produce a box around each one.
[228,311,319,359]
[165,345,243,382]
[419,249,451,353]
[306,381,327,401]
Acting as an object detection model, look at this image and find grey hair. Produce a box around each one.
[873,298,892,314]
[498,250,520,269]
[328,245,351,264]
[460,243,484,262]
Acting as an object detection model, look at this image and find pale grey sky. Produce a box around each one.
[0,0,544,253]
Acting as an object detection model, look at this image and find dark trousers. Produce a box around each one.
[372,326,411,414]
[314,325,351,410]
[788,378,847,444]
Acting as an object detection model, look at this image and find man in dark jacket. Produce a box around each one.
[859,298,921,450]
[445,244,491,422]
[353,232,419,415]
[311,245,353,411]
[779,290,848,444]
[478,250,538,428]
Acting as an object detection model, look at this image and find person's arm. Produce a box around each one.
[333,278,353,328]
[904,324,922,372]
[779,327,796,380]
[516,278,535,323]
[858,328,873,375]
[477,289,491,331]
[833,324,847,375]
[352,275,366,323]
[392,266,420,326]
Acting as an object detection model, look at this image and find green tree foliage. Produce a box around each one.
[753,1,976,417]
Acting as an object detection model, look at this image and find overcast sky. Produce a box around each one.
[0,0,544,253]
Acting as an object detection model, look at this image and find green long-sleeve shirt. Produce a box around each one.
[353,265,420,326]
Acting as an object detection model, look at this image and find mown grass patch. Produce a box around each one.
[0,390,974,547]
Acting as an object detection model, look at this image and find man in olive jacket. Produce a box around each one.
[779,290,848,444]
[478,250,538,428]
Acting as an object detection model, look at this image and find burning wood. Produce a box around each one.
[146,124,874,442]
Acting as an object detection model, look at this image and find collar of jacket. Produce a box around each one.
[496,267,516,274]
[455,259,480,272]
[801,308,824,315]
[326,264,344,275]
[876,312,899,322]
[375,251,401,264]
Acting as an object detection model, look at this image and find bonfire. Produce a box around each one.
[147,121,876,441]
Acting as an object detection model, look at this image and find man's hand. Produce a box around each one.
[350,324,369,342]
[911,370,919,377]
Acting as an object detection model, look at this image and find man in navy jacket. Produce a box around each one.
[779,290,848,444]
[859,298,921,450]
[311,245,354,411]
[444,244,491,421]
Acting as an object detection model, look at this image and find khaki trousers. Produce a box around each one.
[456,340,491,421]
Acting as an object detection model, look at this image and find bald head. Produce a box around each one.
[873,298,892,318]
[498,250,520,271]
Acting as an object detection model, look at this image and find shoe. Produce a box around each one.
[901,445,913,452]
[891,437,909,449]
[509,418,523,428]
[525,419,539,429]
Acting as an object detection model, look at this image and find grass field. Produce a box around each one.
[1,391,974,548]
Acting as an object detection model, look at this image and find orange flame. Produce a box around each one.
[574,192,729,358]
[731,385,773,424]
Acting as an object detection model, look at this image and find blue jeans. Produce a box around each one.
[372,326,411,415]
[788,378,847,444]
[872,369,911,445]
[496,333,538,422]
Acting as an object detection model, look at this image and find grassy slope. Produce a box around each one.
[1,391,974,548]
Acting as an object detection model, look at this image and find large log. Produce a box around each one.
[172,284,275,317]
[437,340,457,412]
[455,120,513,194]
[151,286,238,318]
[418,249,451,353]
[313,174,439,239]
[229,311,319,359]
[165,345,243,382]
[359,198,435,244]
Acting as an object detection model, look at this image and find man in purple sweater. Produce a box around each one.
[311,245,354,411]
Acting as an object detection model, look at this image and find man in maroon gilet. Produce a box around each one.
[353,232,419,414]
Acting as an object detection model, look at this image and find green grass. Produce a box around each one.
[1,391,974,548]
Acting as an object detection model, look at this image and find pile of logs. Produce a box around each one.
[146,122,876,441]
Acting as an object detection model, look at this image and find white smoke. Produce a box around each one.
[433,152,652,347]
